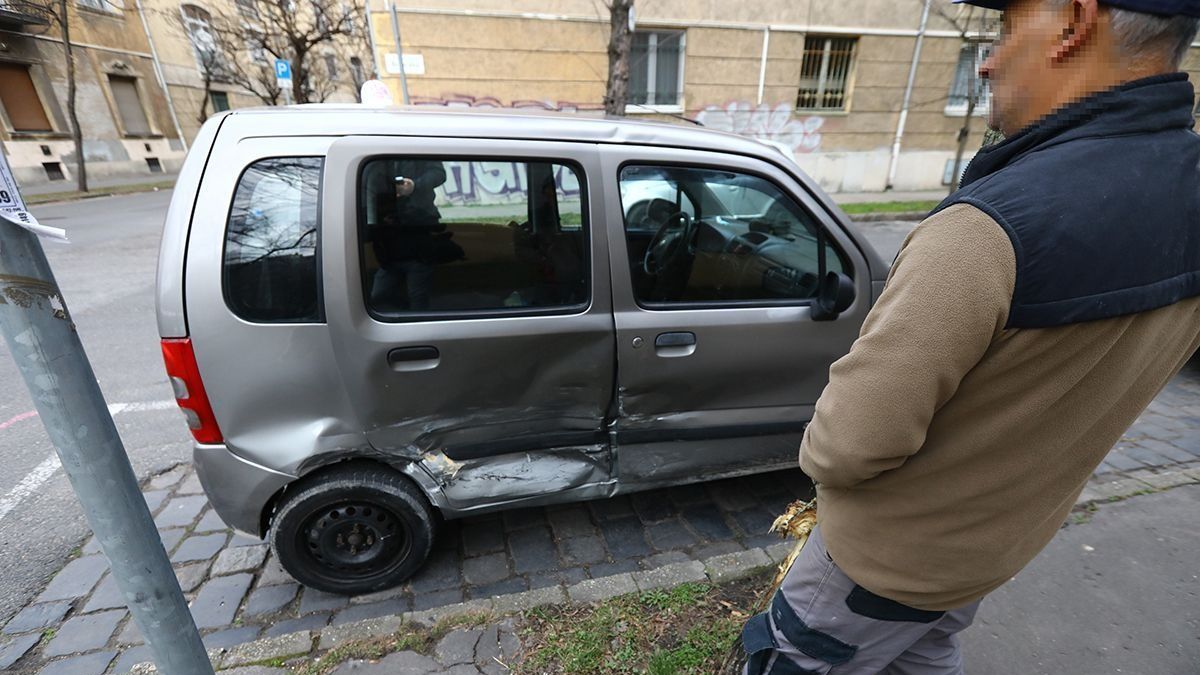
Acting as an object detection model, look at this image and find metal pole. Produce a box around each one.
[886,0,931,190]
[389,1,410,104]
[0,195,213,672]
[364,0,381,79]
[134,0,188,153]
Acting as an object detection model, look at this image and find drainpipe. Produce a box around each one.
[134,0,188,153]
[756,26,770,105]
[886,0,931,190]
[389,1,410,104]
[364,0,381,78]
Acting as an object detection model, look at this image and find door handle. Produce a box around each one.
[654,332,696,358]
[655,332,696,348]
[387,346,440,372]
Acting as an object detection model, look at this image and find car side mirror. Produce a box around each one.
[811,271,855,321]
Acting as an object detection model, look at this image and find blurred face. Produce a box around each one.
[979,0,1079,134]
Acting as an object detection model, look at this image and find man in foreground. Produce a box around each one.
[742,1,1200,672]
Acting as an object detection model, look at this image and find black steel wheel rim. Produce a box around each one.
[298,501,412,580]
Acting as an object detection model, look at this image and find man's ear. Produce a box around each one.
[1050,0,1101,62]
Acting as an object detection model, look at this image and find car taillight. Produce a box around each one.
[160,338,224,444]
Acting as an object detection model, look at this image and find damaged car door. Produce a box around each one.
[322,137,617,510]
[601,145,871,488]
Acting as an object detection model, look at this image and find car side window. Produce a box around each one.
[223,157,323,323]
[358,157,588,318]
[619,165,848,306]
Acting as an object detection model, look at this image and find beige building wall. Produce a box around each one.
[366,1,1013,191]
[0,1,186,187]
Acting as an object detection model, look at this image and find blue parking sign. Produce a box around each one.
[274,59,292,81]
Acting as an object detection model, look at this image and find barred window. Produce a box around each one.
[947,42,991,113]
[797,36,856,111]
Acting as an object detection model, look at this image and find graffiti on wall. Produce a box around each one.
[693,102,824,154]
[412,93,603,114]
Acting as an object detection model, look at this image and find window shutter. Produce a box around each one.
[109,76,152,135]
[0,63,53,132]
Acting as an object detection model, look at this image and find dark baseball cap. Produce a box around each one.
[954,0,1200,16]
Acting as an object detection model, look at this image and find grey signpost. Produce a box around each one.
[0,149,213,674]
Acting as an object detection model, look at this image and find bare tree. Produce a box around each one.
[929,2,995,193]
[603,0,634,116]
[178,0,367,107]
[6,0,102,191]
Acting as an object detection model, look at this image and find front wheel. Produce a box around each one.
[269,463,436,595]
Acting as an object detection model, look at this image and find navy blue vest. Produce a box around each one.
[933,73,1200,328]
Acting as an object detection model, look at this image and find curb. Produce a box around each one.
[125,465,1200,672]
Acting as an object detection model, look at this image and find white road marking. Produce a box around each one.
[0,455,62,523]
[0,400,179,522]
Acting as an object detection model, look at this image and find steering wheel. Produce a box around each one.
[642,211,694,276]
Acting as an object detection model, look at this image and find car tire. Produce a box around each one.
[269,462,436,595]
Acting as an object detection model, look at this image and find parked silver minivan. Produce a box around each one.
[156,106,888,594]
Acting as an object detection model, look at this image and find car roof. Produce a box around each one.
[216,104,790,161]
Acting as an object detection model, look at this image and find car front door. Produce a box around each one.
[322,137,616,510]
[601,145,872,488]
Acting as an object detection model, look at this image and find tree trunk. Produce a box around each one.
[60,0,86,192]
[604,0,634,117]
[949,94,974,196]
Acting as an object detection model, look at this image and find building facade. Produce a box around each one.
[0,0,186,188]
[366,0,1200,192]
[0,0,369,189]
[5,1,1200,192]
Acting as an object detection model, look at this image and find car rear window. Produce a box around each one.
[223,157,323,323]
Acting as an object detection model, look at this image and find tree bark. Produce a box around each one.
[60,0,87,192]
[604,0,634,117]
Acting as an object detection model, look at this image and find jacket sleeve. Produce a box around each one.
[799,203,1017,489]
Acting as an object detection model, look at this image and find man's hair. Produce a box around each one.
[1049,0,1199,67]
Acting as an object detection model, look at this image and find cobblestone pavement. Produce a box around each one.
[3,365,1200,673]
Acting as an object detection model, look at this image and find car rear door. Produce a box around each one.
[322,137,617,508]
[600,144,872,488]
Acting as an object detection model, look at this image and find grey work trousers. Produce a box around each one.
[742,527,981,675]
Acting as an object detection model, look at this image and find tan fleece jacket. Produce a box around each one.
[801,203,1200,611]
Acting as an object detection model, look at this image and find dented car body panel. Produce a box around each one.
[160,106,887,537]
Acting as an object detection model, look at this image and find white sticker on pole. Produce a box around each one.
[0,151,67,242]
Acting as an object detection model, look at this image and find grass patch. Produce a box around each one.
[839,200,940,215]
[25,180,177,205]
[296,625,433,675]
[516,575,767,674]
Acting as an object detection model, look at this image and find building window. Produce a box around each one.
[797,36,857,111]
[181,4,221,73]
[245,30,266,63]
[313,0,330,33]
[0,63,54,132]
[324,54,338,80]
[210,90,230,112]
[628,30,685,110]
[108,75,152,136]
[78,0,123,13]
[235,0,258,19]
[947,42,991,115]
[349,56,365,84]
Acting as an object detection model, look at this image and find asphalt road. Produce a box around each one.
[0,190,190,624]
[0,189,914,624]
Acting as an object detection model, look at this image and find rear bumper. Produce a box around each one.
[194,444,295,537]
